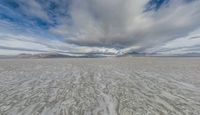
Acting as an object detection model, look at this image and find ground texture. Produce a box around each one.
[0,57,200,115]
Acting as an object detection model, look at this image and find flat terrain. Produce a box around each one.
[0,57,200,115]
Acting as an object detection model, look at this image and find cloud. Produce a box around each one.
[51,0,200,52]
[0,31,119,55]
[147,28,200,54]
[0,0,200,55]
[51,0,149,46]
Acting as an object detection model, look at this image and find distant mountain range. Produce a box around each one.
[0,52,114,59]
[0,52,200,59]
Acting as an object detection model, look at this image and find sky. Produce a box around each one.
[0,0,200,55]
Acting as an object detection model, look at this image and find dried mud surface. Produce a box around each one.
[0,57,200,115]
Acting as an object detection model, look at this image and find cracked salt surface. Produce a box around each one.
[0,57,200,115]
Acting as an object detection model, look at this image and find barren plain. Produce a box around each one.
[0,57,200,115]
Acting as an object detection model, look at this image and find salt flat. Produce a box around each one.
[0,57,200,115]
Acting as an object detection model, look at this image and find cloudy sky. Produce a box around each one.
[0,0,200,55]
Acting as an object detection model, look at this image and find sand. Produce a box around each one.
[0,57,200,115]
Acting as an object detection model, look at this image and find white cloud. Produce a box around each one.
[51,0,200,53]
[18,0,51,22]
[148,28,200,54]
[0,32,119,55]
[1,0,200,55]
